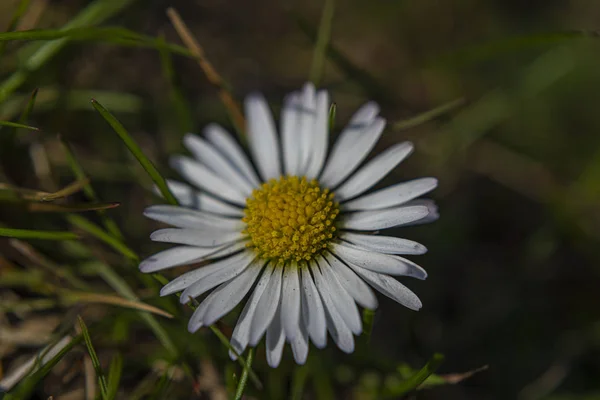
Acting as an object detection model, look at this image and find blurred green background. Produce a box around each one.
[1,0,600,399]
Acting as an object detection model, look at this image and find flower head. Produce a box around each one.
[140,83,438,367]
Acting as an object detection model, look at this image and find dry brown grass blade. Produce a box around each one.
[166,7,246,135]
[0,178,90,201]
[64,291,174,319]
[28,201,120,212]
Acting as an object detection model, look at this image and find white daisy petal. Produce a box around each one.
[290,323,309,365]
[180,251,255,303]
[249,265,283,346]
[304,90,330,179]
[320,102,383,187]
[204,123,261,187]
[340,232,427,255]
[245,93,281,180]
[281,265,301,341]
[298,83,317,175]
[144,205,243,230]
[342,178,438,211]
[202,261,265,326]
[170,156,247,205]
[281,92,302,176]
[346,263,422,311]
[183,133,255,195]
[187,290,214,332]
[150,228,242,247]
[323,253,378,310]
[401,199,440,226]
[317,256,362,335]
[230,263,275,360]
[310,263,354,353]
[266,304,285,368]
[335,142,414,201]
[300,263,327,348]
[158,246,245,296]
[140,246,215,273]
[342,205,430,231]
[161,180,243,216]
[331,242,426,278]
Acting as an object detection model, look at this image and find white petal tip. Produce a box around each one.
[229,350,238,361]
[188,321,203,333]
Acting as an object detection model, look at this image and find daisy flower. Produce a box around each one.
[140,83,438,367]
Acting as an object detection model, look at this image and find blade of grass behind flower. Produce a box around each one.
[0,0,32,59]
[0,0,139,103]
[309,0,335,86]
[393,98,465,131]
[105,354,123,400]
[60,138,123,239]
[158,33,194,133]
[233,347,254,400]
[0,121,38,131]
[290,364,310,400]
[166,7,246,137]
[382,353,445,398]
[90,99,178,205]
[77,316,109,400]
[67,214,137,261]
[2,335,80,399]
[0,227,78,240]
[65,291,173,319]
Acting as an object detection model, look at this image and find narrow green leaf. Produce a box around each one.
[4,335,81,399]
[78,316,109,399]
[106,353,123,400]
[0,227,78,240]
[60,138,123,239]
[29,201,120,213]
[67,214,137,261]
[0,121,38,131]
[290,364,310,400]
[158,34,194,133]
[0,0,139,103]
[361,308,375,343]
[393,98,465,131]
[88,260,179,358]
[234,347,254,400]
[383,353,445,398]
[328,103,336,132]
[90,99,178,205]
[209,326,263,390]
[0,0,32,59]
[309,0,335,86]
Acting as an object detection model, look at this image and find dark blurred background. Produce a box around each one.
[1,0,600,399]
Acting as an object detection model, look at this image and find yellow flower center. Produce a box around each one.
[243,176,339,262]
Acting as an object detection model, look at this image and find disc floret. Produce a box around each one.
[243,176,339,262]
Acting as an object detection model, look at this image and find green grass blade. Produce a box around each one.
[361,309,375,344]
[60,140,123,239]
[106,353,123,400]
[88,260,179,357]
[158,34,194,133]
[77,316,109,399]
[234,347,254,400]
[0,0,32,59]
[0,121,38,131]
[290,364,310,400]
[90,99,178,205]
[0,28,192,57]
[3,335,81,399]
[383,353,445,398]
[393,98,465,131]
[0,0,139,103]
[67,214,137,261]
[0,227,78,240]
[309,0,335,86]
